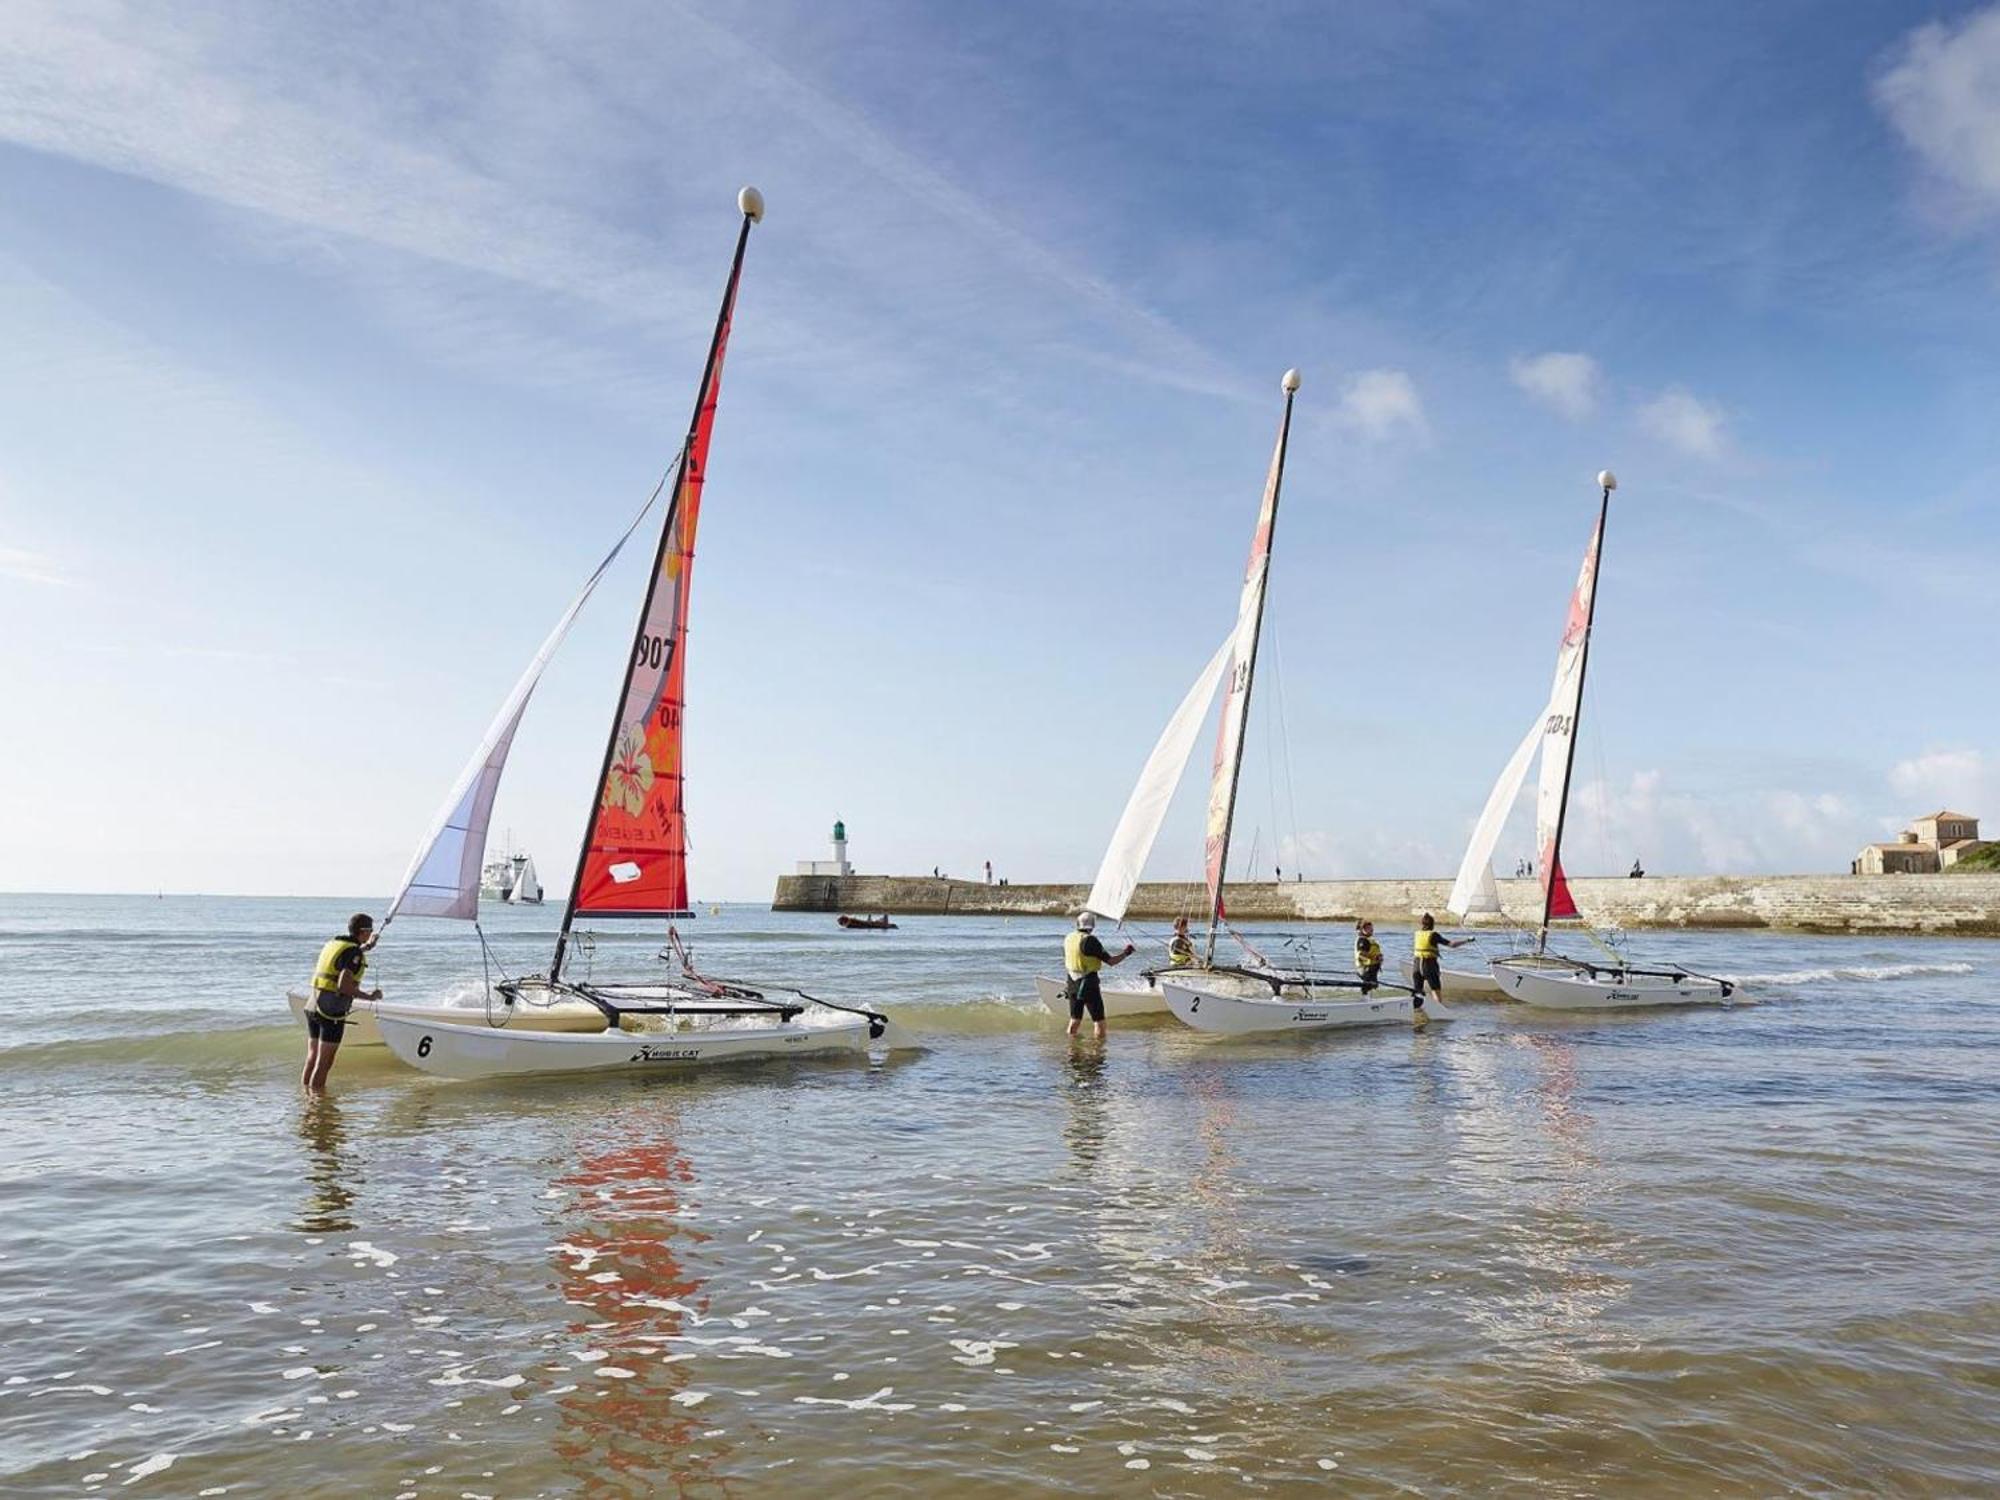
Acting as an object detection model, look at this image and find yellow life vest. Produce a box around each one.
[312,937,366,995]
[1355,937,1383,969]
[1063,930,1102,976]
[1413,928,1440,960]
[1167,934,1195,966]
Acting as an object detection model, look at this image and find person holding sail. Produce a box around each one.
[1409,912,1467,1025]
[302,913,382,1090]
[1063,913,1135,1041]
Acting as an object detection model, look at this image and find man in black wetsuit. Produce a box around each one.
[1061,912,1134,1041]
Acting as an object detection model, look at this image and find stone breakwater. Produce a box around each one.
[772,872,2000,936]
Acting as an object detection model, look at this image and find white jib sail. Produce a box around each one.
[1446,703,1552,919]
[1084,633,1235,923]
[385,494,663,925]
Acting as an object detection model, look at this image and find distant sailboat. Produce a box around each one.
[1467,472,1738,1009]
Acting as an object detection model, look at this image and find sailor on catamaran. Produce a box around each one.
[1354,920,1385,994]
[1167,916,1196,966]
[302,913,382,1090]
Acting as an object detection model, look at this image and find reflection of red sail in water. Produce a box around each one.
[552,1140,726,1493]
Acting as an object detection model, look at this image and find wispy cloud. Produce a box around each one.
[1875,4,2000,222]
[0,545,71,586]
[1333,368,1426,440]
[0,0,1242,406]
[1638,385,1729,459]
[1508,351,1601,421]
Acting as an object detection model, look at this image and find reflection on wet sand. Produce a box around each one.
[552,1119,725,1497]
[294,1093,356,1234]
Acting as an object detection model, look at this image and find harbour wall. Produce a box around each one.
[771,872,2000,937]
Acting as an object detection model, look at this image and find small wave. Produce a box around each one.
[1725,961,1977,986]
[878,996,1050,1036]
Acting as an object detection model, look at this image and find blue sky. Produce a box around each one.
[3,0,1998,899]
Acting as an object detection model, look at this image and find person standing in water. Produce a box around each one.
[1063,912,1134,1041]
[1409,912,1467,1026]
[302,913,382,1091]
[1354,920,1384,994]
[1166,916,1197,967]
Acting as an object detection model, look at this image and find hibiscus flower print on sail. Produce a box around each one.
[602,722,655,816]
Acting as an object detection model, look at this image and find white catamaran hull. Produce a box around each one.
[1492,962,1740,1010]
[375,1011,876,1081]
[1161,980,1453,1035]
[1032,968,1291,1020]
[284,990,607,1049]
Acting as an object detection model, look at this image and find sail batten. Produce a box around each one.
[1084,633,1234,922]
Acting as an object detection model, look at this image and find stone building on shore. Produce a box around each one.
[1853,811,1987,874]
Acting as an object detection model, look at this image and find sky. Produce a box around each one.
[3,0,1999,901]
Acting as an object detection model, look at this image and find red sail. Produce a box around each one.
[1540,848,1579,920]
[571,296,737,917]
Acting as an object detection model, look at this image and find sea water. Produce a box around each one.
[1,895,1995,1496]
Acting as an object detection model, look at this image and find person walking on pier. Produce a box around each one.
[1063,913,1134,1041]
[1354,920,1384,994]
[1409,913,1467,1026]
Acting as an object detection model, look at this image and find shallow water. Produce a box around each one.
[1,895,1996,1496]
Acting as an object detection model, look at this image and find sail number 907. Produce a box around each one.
[634,634,678,672]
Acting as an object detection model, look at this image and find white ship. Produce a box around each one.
[480,850,544,905]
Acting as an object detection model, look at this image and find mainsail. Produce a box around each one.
[382,492,666,925]
[1534,477,1615,941]
[551,191,761,977]
[1202,370,1301,960]
[1083,632,1234,923]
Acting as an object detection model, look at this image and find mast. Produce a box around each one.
[1203,369,1301,965]
[1537,469,1616,951]
[551,188,763,983]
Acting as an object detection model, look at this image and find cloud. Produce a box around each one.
[1888,747,1995,812]
[0,0,1242,405]
[1508,351,1602,421]
[1875,5,2000,218]
[1333,368,1426,440]
[0,545,70,586]
[1638,385,1728,459]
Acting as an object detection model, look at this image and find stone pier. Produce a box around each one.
[771,872,2000,937]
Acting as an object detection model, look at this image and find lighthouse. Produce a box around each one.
[795,818,853,877]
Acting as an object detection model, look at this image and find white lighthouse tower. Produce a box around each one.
[795,818,853,877]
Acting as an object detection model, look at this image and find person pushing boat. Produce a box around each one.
[1354,920,1384,994]
[302,913,381,1090]
[1063,913,1135,1041]
[1409,913,1466,1026]
[1167,916,1196,967]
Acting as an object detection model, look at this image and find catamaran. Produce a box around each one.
[1158,371,1445,1036]
[1454,471,1738,1010]
[288,189,910,1078]
[1034,370,1349,1024]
